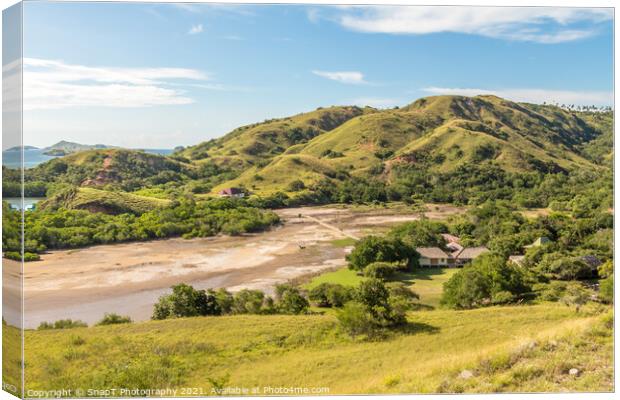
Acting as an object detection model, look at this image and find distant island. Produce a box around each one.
[41,140,115,156]
[4,145,39,152]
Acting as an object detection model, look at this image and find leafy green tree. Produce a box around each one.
[274,284,309,314]
[441,254,530,309]
[347,236,416,271]
[309,283,353,308]
[152,284,220,320]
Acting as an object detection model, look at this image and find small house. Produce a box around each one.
[416,247,451,267]
[453,246,490,266]
[524,236,551,248]
[508,255,526,267]
[218,187,245,198]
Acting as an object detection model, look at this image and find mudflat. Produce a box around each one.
[14,204,464,328]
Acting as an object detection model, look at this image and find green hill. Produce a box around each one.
[18,304,611,394]
[179,105,373,169]
[38,187,171,215]
[210,96,611,195]
[28,148,193,190]
[19,95,612,200]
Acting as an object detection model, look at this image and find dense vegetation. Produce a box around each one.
[2,197,279,256]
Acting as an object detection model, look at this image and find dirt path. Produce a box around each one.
[302,214,360,240]
[9,203,466,328]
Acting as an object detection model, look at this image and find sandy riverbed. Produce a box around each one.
[5,204,465,328]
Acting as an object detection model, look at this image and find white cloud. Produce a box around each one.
[351,97,401,109]
[188,24,204,34]
[333,6,612,43]
[312,70,367,85]
[422,87,613,106]
[23,58,210,110]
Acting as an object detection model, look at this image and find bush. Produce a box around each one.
[287,180,306,192]
[3,251,41,262]
[152,284,221,320]
[309,283,354,308]
[336,301,377,336]
[364,262,400,279]
[599,275,613,304]
[274,284,309,314]
[561,282,591,312]
[232,289,272,315]
[533,281,567,302]
[38,319,87,330]
[441,254,530,309]
[96,313,132,326]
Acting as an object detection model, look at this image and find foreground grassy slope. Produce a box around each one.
[22,304,611,395]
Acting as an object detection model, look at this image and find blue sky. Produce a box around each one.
[20,3,614,149]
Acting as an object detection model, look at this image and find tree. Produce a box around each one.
[274,284,309,314]
[347,236,415,271]
[152,283,221,320]
[441,254,530,309]
[309,283,353,307]
[232,289,270,314]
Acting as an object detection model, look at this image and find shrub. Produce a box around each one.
[3,251,41,262]
[287,180,306,192]
[533,281,567,302]
[599,275,613,304]
[96,313,132,326]
[232,289,272,315]
[274,284,309,315]
[336,301,377,336]
[309,283,354,308]
[363,262,399,279]
[561,282,591,312]
[441,254,530,309]
[152,284,221,320]
[38,319,87,330]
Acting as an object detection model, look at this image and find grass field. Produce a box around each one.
[305,267,457,308]
[18,304,611,395]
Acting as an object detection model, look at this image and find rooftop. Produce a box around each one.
[416,247,450,259]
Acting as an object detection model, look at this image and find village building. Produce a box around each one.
[453,246,490,266]
[524,236,551,248]
[218,187,245,198]
[416,247,451,267]
[508,255,526,267]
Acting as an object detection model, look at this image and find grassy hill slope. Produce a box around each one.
[39,187,171,214]
[21,304,611,394]
[180,106,373,169]
[210,96,610,195]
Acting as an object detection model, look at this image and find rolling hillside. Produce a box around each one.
[18,95,612,200]
[210,95,611,195]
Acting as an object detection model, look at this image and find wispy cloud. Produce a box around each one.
[312,70,367,85]
[188,24,204,35]
[329,6,612,43]
[422,87,613,106]
[23,58,210,110]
